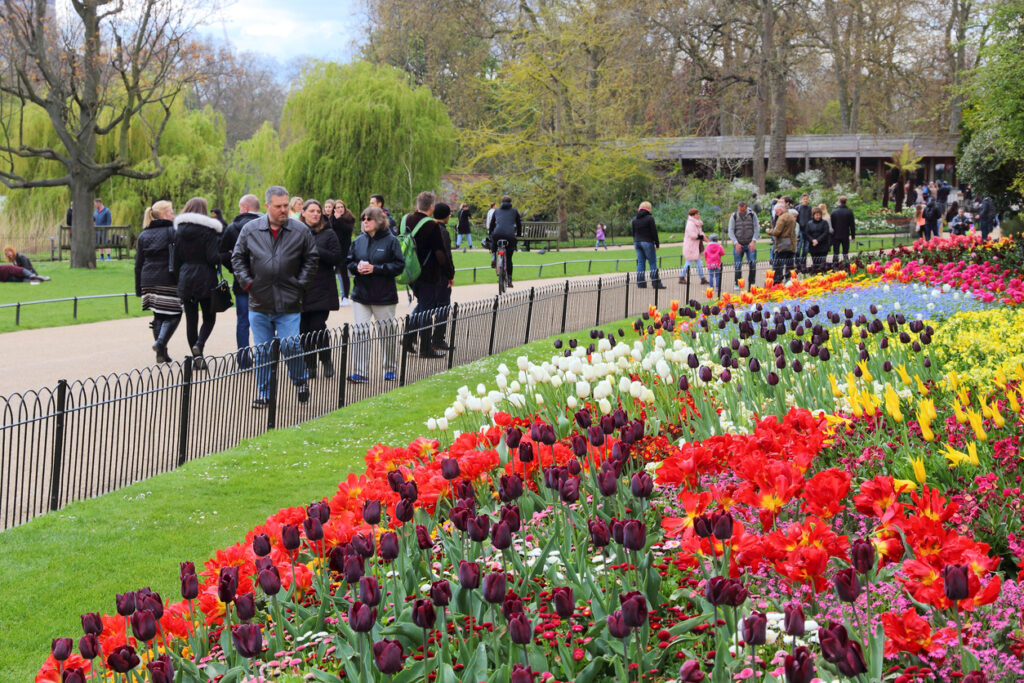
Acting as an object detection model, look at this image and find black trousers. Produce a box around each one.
[831,237,850,262]
[182,297,216,351]
[410,280,448,349]
[490,237,517,279]
[301,309,331,367]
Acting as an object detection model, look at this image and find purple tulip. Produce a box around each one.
[115,592,136,617]
[500,504,522,533]
[784,646,816,683]
[131,609,157,642]
[552,586,574,618]
[458,560,481,589]
[281,524,301,551]
[607,610,631,638]
[62,668,86,683]
[511,663,536,683]
[588,519,611,548]
[379,531,399,561]
[944,564,970,601]
[711,511,734,540]
[517,441,534,463]
[630,472,654,498]
[349,601,376,633]
[307,500,330,523]
[394,498,415,522]
[678,660,705,682]
[850,539,876,575]
[147,655,175,683]
[106,644,140,673]
[558,476,581,504]
[742,610,767,645]
[218,566,239,604]
[78,634,101,660]
[80,612,102,636]
[509,612,533,644]
[499,474,523,502]
[232,623,263,658]
[373,639,404,675]
[833,568,861,603]
[505,427,522,449]
[440,457,461,480]
[303,516,324,542]
[467,514,490,542]
[574,409,592,429]
[359,575,381,606]
[597,468,618,496]
[415,524,433,550]
[252,533,271,557]
[362,499,382,525]
[387,469,405,492]
[411,598,436,629]
[482,571,506,604]
[621,519,646,551]
[51,638,73,661]
[258,567,281,596]
[235,592,256,622]
[784,602,805,636]
[430,579,452,607]
[619,591,648,628]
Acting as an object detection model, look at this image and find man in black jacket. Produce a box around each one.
[220,194,262,368]
[403,191,455,358]
[487,195,522,285]
[631,201,664,289]
[795,194,813,270]
[922,199,942,240]
[976,196,996,240]
[829,196,857,263]
[232,186,319,408]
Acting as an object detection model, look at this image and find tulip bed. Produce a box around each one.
[37,235,1024,683]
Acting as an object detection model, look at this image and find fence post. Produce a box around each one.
[123,293,129,315]
[560,280,570,334]
[15,302,20,326]
[267,339,281,430]
[48,379,69,511]
[624,272,631,319]
[524,288,535,345]
[654,273,659,308]
[538,264,543,278]
[73,297,78,319]
[563,261,567,275]
[595,277,603,326]
[685,268,691,302]
[337,324,350,409]
[487,296,500,355]
[446,303,459,370]
[399,315,411,387]
[177,357,194,467]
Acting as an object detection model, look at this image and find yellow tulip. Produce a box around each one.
[946,371,961,393]
[915,375,930,396]
[846,372,858,395]
[966,409,988,441]
[989,400,1005,428]
[897,364,912,386]
[893,478,918,493]
[918,398,937,423]
[943,444,969,467]
[857,361,873,384]
[828,373,843,398]
[979,395,993,419]
[1007,389,1021,414]
[911,457,927,485]
[967,442,980,466]
[884,384,903,422]
[952,400,968,424]
[863,393,878,417]
[993,367,1007,389]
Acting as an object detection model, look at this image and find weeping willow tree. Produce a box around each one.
[281,61,457,211]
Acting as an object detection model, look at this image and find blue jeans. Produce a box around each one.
[249,311,307,400]
[235,292,252,368]
[634,241,659,286]
[733,243,756,278]
[681,259,706,279]
[709,267,721,290]
[456,233,472,248]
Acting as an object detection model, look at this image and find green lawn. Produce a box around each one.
[0,323,624,681]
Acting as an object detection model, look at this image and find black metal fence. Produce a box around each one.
[1,257,842,530]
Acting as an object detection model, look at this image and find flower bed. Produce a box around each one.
[37,238,1024,683]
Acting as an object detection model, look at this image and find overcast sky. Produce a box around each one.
[206,0,366,65]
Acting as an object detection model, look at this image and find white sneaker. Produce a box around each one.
[341,297,351,307]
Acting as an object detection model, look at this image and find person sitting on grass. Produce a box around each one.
[0,264,49,282]
[4,245,37,275]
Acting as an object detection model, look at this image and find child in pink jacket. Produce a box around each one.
[704,234,725,292]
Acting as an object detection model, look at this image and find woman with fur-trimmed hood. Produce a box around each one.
[174,196,223,369]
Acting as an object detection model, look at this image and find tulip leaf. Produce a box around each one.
[219,667,244,683]
[437,662,458,683]
[392,667,424,683]
[644,561,662,608]
[176,659,205,683]
[869,628,884,680]
[526,529,560,581]
[310,669,345,683]
[459,642,488,683]
[574,657,607,683]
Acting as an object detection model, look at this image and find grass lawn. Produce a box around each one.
[0,320,626,681]
[0,234,909,334]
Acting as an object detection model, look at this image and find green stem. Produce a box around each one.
[953,602,965,673]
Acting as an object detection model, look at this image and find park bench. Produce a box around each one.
[519,221,562,251]
[56,225,133,261]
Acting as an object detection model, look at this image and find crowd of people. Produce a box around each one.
[133,186,526,408]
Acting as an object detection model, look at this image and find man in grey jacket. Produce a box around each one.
[727,201,759,289]
[232,186,319,408]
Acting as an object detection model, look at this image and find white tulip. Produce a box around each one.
[567,395,578,409]
[550,375,562,389]
[444,407,458,421]
[453,400,465,415]
[481,397,493,413]
[510,380,521,393]
[426,418,437,431]
[457,385,470,399]
[496,375,508,391]
[437,417,449,431]
[517,356,530,371]
[598,398,612,414]
[619,376,633,393]
[477,383,487,395]
[576,381,591,398]
[535,394,545,405]
[598,338,611,352]
[630,381,643,398]
[498,363,510,376]
[467,396,482,412]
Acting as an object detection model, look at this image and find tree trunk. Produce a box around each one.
[70,178,99,269]
[767,69,787,174]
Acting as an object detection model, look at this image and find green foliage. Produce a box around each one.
[225,121,286,203]
[958,127,1024,210]
[281,61,457,211]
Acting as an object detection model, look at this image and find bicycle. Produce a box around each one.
[495,238,509,294]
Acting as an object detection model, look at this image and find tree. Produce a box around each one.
[281,61,457,210]
[0,0,208,267]
[884,143,923,211]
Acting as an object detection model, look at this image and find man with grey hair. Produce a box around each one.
[232,186,319,407]
[401,190,454,359]
[727,201,759,289]
[220,193,263,368]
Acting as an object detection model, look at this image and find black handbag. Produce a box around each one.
[211,266,233,312]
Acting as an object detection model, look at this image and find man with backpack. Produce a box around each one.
[488,195,522,286]
[727,201,759,289]
[922,198,942,240]
[400,191,454,358]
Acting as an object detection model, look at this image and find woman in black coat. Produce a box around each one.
[345,206,405,384]
[804,207,831,268]
[173,196,222,370]
[300,199,343,378]
[135,200,181,363]
[329,200,356,306]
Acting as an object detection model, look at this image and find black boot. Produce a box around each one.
[748,263,756,289]
[322,357,335,379]
[153,315,179,363]
[652,270,667,289]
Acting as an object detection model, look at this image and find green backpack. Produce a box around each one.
[396,214,433,286]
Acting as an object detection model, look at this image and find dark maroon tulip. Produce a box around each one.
[107,644,140,673]
[510,663,536,683]
[705,576,748,607]
[328,545,347,574]
[131,609,157,642]
[693,514,713,539]
[819,348,831,361]
[530,421,542,442]
[281,524,301,551]
[409,525,430,551]
[742,610,767,646]
[395,498,415,522]
[252,533,272,557]
[218,566,239,604]
[80,612,102,636]
[349,601,376,633]
[597,469,618,496]
[387,469,405,492]
[612,408,628,429]
[699,366,713,382]
[115,592,136,617]
[467,514,491,542]
[711,511,734,540]
[181,572,199,600]
[147,654,175,683]
[543,465,567,490]
[621,519,646,551]
[819,622,863,675]
[439,457,461,480]
[449,503,472,531]
[456,481,476,502]
[307,500,330,523]
[517,441,534,463]
[232,623,263,658]
[565,434,585,458]
[558,476,581,504]
[398,480,418,502]
[630,472,654,498]
[373,639,404,675]
[362,499,382,525]
[944,564,970,601]
[379,531,399,560]
[359,575,382,606]
[502,596,525,620]
[482,571,506,604]
[303,516,324,542]
[509,612,533,644]
[552,586,574,618]
[619,591,648,628]
[850,539,875,575]
[587,424,605,447]
[833,568,861,603]
[255,555,273,574]
[678,375,690,391]
[135,588,163,620]
[62,668,86,683]
[78,634,101,660]
[458,560,481,589]
[536,423,557,446]
[574,409,592,429]
[767,371,779,386]
[51,638,73,661]
[588,519,610,548]
[687,352,699,368]
[784,646,816,683]
[610,517,625,545]
[607,610,631,638]
[720,368,732,382]
[678,660,705,682]
[598,414,614,435]
[411,598,436,629]
[496,475,523,504]
[235,592,256,622]
[179,561,196,581]
[505,426,523,449]
[500,504,522,533]
[748,357,761,372]
[963,672,988,683]
[491,520,512,550]
[258,567,281,596]
[344,553,365,584]
[784,603,805,637]
[567,457,582,476]
[430,579,452,607]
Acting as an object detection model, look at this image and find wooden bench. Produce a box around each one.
[57,225,133,261]
[519,222,562,251]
